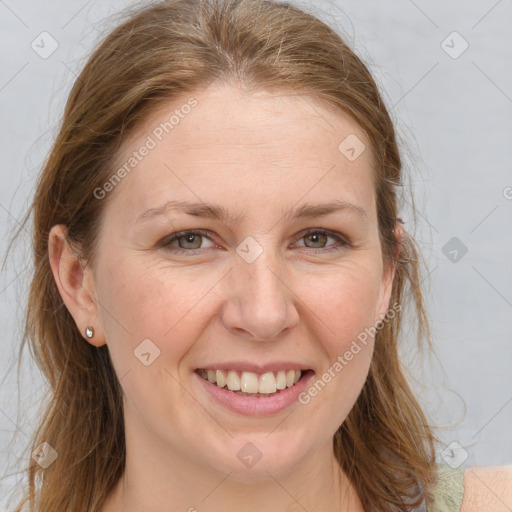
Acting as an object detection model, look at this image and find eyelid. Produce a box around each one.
[159,229,217,251]
[296,228,351,249]
[159,228,351,253]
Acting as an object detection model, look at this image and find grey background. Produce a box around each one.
[1,0,511,508]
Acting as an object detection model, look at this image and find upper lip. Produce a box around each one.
[195,361,313,374]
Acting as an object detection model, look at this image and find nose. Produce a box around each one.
[220,248,300,341]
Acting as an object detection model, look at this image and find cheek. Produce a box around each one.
[302,261,384,353]
[95,255,220,370]
[299,268,380,428]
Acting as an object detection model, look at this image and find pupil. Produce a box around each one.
[308,233,326,248]
[177,233,327,250]
[179,234,201,249]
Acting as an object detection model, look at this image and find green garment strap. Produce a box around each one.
[429,463,466,511]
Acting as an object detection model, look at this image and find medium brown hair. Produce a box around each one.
[8,0,437,510]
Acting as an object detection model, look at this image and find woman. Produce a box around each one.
[9,0,511,510]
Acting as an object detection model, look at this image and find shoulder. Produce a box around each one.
[460,465,512,512]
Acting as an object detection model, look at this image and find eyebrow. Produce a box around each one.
[135,199,368,224]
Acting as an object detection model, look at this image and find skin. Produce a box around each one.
[49,83,399,511]
[461,466,512,511]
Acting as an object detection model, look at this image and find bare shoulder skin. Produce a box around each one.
[460,466,512,512]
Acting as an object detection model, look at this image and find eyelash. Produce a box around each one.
[159,228,351,255]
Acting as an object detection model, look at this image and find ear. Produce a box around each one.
[48,224,106,347]
[375,222,403,323]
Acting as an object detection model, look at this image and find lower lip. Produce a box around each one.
[194,370,315,416]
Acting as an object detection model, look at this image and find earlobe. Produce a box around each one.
[48,224,106,347]
[376,223,403,323]
[376,265,395,324]
[393,222,404,260]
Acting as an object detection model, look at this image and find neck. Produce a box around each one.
[101,436,364,511]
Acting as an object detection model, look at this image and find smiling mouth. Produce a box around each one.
[195,368,312,397]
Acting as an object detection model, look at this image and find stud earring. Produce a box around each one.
[85,326,95,339]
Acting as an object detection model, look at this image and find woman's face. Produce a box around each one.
[86,84,395,480]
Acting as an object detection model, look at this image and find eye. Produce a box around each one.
[159,228,351,254]
[294,229,350,252]
[160,230,216,252]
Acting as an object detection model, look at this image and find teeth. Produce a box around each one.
[259,372,277,393]
[241,371,259,393]
[216,370,226,388]
[199,368,304,394]
[226,370,241,391]
[276,370,287,390]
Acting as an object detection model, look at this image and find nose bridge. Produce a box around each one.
[225,239,299,339]
[245,251,283,299]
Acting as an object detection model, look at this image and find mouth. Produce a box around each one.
[195,368,313,398]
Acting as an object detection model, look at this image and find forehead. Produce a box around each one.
[104,84,375,222]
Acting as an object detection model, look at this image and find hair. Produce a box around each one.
[6,0,439,510]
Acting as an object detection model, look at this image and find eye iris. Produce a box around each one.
[305,232,327,248]
[178,234,202,249]
[170,231,335,251]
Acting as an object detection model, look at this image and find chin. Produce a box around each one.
[201,432,311,482]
